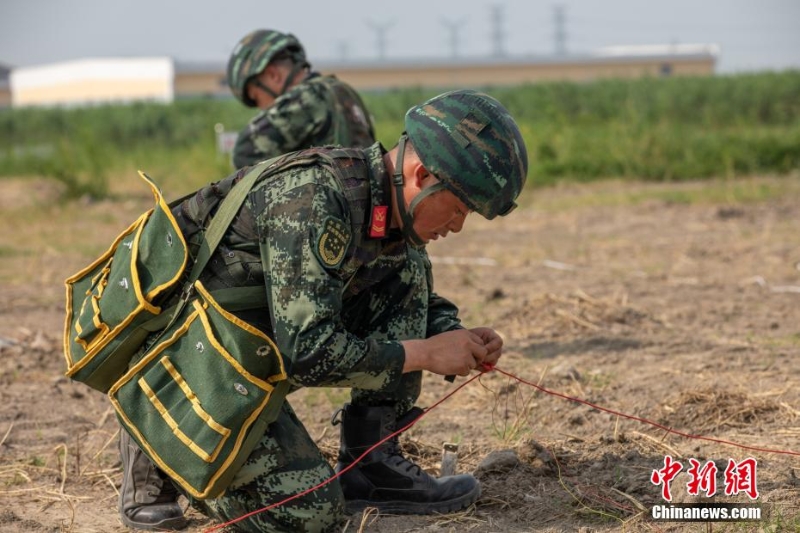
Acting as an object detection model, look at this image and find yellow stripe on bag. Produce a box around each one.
[139,171,190,302]
[195,281,286,384]
[138,369,229,464]
[159,357,231,437]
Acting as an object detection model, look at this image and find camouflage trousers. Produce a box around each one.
[192,250,428,532]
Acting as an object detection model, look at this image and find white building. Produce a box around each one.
[9,57,174,107]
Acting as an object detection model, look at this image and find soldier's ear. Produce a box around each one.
[411,161,430,190]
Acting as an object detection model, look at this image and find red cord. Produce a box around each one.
[206,362,799,531]
[491,365,800,457]
[204,371,484,532]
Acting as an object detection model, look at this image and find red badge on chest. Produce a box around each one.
[369,206,388,238]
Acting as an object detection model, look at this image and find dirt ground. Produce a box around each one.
[1,174,799,533]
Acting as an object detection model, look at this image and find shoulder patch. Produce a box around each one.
[314,216,351,268]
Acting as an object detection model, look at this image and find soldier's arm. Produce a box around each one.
[255,176,405,391]
[416,248,463,336]
[232,83,331,168]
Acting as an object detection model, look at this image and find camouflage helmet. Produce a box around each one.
[227,29,307,107]
[404,90,528,219]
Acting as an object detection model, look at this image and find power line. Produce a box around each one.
[568,15,797,33]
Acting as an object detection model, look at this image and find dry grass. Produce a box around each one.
[3,176,800,532]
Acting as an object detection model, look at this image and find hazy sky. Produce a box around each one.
[2,0,799,73]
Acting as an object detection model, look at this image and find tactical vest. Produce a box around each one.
[173,146,380,301]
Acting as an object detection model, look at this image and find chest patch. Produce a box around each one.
[314,216,351,268]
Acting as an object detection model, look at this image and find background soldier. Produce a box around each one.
[227,28,376,168]
[123,89,528,532]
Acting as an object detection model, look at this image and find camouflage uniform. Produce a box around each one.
[176,143,462,531]
[232,72,375,169]
[128,89,528,531]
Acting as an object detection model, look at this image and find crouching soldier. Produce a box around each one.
[120,89,527,532]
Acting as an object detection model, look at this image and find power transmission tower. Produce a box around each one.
[366,20,394,60]
[338,40,349,63]
[554,4,567,56]
[441,17,468,59]
[490,4,506,58]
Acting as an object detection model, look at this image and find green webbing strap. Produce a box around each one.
[157,156,285,337]
[326,82,344,146]
[141,286,268,333]
[408,181,447,213]
[259,380,291,424]
[188,158,274,283]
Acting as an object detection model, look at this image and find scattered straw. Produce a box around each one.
[78,428,119,478]
[430,504,486,528]
[555,309,601,331]
[101,473,119,496]
[356,507,380,533]
[54,443,68,494]
[0,422,13,449]
[661,389,788,432]
[610,487,646,512]
[630,430,682,457]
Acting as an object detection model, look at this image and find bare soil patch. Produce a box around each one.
[1,176,799,532]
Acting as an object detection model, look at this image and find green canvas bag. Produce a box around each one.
[109,279,289,499]
[63,171,189,392]
[64,159,290,498]
[63,159,278,393]
[104,158,290,499]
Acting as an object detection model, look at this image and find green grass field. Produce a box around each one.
[1,70,798,198]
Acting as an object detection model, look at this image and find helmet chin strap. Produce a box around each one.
[254,60,310,100]
[280,60,309,94]
[392,135,447,247]
[253,78,279,99]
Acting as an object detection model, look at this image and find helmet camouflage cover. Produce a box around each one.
[227,29,307,107]
[404,89,528,219]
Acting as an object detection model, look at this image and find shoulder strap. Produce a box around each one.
[158,157,281,334]
[187,158,273,283]
[143,158,285,340]
[142,285,268,332]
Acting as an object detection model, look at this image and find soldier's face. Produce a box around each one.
[411,189,470,243]
[248,63,290,109]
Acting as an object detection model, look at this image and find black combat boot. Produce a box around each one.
[119,430,188,531]
[334,404,481,514]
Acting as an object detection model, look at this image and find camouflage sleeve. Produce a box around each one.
[418,248,464,336]
[255,173,405,391]
[232,83,332,168]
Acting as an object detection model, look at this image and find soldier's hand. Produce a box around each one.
[468,327,503,367]
[401,330,488,376]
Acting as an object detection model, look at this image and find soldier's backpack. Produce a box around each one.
[63,160,289,498]
[63,171,189,392]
